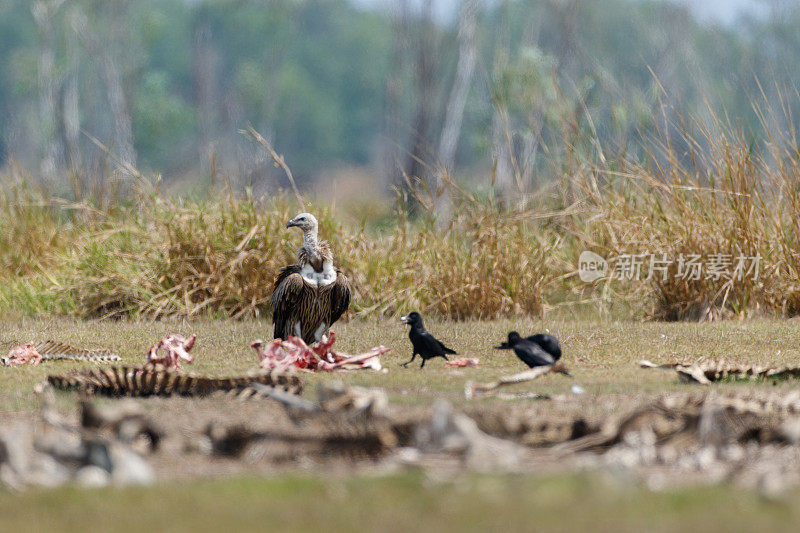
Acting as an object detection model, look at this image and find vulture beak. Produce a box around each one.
[399,315,410,324]
[286,218,298,228]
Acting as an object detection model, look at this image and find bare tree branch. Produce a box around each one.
[243,126,305,209]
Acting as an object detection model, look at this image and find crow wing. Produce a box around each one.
[412,329,457,356]
[495,333,562,360]
[527,334,562,360]
[513,340,556,368]
[271,265,304,340]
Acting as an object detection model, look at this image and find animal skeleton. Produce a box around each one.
[251,331,388,372]
[1,341,121,366]
[47,364,303,397]
[465,362,571,398]
[146,334,197,369]
[639,359,800,384]
[556,390,800,455]
[3,343,41,366]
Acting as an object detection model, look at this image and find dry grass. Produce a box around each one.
[567,94,800,320]
[3,92,800,321]
[0,171,559,320]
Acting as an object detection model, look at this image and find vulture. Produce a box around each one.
[270,213,351,344]
[400,311,457,368]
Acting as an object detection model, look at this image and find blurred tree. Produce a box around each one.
[404,0,439,183]
[133,72,196,169]
[192,4,220,165]
[31,0,66,180]
[436,0,478,219]
[0,0,797,193]
[73,0,140,167]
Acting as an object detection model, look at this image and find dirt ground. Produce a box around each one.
[3,317,800,493]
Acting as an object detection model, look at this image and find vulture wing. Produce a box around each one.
[271,265,304,339]
[328,270,351,326]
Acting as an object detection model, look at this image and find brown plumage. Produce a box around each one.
[298,240,331,272]
[271,213,351,344]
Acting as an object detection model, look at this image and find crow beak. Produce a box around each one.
[400,316,409,324]
[493,342,511,350]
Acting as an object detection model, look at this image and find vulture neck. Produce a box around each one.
[297,228,337,287]
[298,228,332,273]
[302,228,319,251]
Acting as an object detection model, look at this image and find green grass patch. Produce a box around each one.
[1,471,798,533]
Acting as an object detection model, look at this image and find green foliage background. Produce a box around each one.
[0,0,798,180]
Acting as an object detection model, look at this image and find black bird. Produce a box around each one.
[400,312,457,368]
[495,331,562,361]
[495,331,563,369]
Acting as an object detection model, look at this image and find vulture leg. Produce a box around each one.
[313,322,327,343]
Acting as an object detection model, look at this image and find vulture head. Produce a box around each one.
[286,212,318,233]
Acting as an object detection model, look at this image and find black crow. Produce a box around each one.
[399,312,457,368]
[496,331,565,370]
[495,331,561,359]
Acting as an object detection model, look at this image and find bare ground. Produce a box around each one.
[3,318,800,530]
